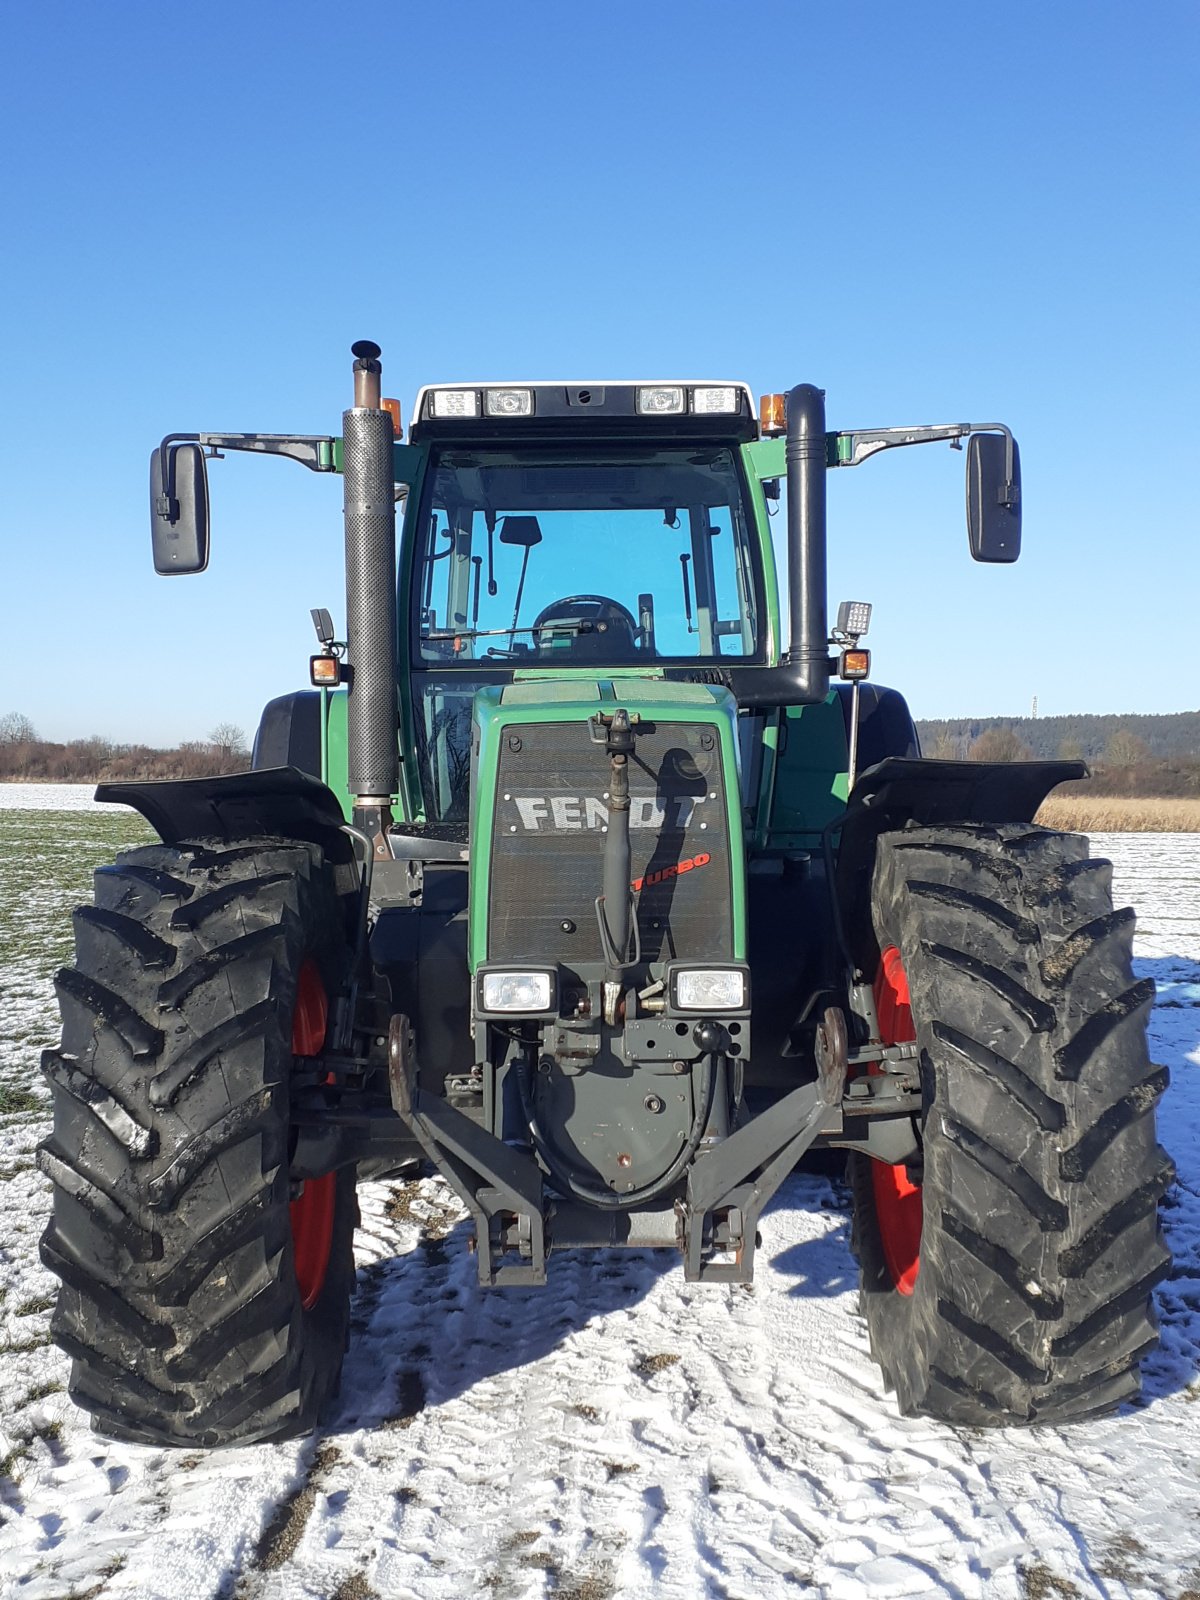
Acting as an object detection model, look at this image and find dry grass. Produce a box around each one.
[1036,795,1200,833]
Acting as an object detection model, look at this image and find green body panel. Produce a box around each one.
[743,437,786,483]
[737,441,781,667]
[321,689,353,820]
[331,438,425,483]
[758,693,850,850]
[468,678,746,973]
[394,443,433,820]
[744,432,854,476]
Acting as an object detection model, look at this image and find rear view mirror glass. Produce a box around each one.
[150,443,210,575]
[966,432,1021,563]
[499,515,543,547]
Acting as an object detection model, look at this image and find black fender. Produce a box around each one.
[252,691,322,778]
[834,682,921,764]
[95,766,355,866]
[834,756,1088,967]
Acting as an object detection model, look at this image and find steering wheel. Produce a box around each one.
[531,594,640,637]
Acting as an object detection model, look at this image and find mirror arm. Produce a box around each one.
[832,421,1014,476]
[831,422,1019,508]
[157,433,338,519]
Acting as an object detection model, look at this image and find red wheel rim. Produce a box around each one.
[289,961,334,1310]
[869,945,922,1295]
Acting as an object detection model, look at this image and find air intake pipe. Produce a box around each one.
[343,340,399,840]
[784,383,830,704]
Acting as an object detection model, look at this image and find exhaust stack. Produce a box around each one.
[343,340,399,845]
[785,384,830,704]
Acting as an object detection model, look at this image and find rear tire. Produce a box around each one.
[850,822,1173,1425]
[39,838,357,1447]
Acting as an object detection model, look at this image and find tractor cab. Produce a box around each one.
[403,383,772,828]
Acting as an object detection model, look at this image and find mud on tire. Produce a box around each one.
[850,822,1174,1426]
[39,838,358,1447]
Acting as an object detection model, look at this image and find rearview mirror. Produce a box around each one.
[966,432,1021,563]
[150,443,209,575]
[498,515,543,548]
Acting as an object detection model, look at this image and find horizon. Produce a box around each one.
[3,704,1197,754]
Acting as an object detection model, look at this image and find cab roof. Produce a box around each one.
[408,381,758,445]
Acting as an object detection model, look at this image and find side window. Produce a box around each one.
[708,505,756,656]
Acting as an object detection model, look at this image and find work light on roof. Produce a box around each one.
[430,388,479,419]
[485,387,534,417]
[636,385,685,415]
[692,386,738,415]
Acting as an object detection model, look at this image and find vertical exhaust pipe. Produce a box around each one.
[343,340,399,847]
[785,384,830,703]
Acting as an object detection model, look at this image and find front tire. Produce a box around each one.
[39,838,357,1447]
[850,822,1173,1425]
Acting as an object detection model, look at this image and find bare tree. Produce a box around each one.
[208,723,249,758]
[968,726,1030,762]
[928,730,969,760]
[1104,728,1149,768]
[0,711,38,744]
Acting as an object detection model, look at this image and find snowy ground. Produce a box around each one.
[0,801,1196,1600]
[0,785,105,813]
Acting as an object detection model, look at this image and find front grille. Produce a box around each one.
[487,720,732,964]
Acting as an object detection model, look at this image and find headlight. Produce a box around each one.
[485,387,534,417]
[636,385,685,415]
[430,388,480,418]
[479,970,555,1013]
[692,385,739,415]
[672,967,748,1011]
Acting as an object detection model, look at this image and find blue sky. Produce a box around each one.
[1,2,1196,746]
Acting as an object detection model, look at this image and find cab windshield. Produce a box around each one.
[412,445,761,665]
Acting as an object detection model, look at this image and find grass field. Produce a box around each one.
[1037,794,1200,832]
[0,808,152,1110]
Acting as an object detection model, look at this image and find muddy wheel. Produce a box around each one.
[849,822,1174,1425]
[39,838,358,1447]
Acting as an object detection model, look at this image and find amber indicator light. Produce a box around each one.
[760,393,786,436]
[381,397,402,438]
[840,648,871,680]
[310,655,341,686]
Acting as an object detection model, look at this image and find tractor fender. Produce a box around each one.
[834,755,1087,967]
[833,683,921,764]
[95,767,355,865]
[252,690,322,778]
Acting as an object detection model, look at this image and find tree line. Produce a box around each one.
[916,718,1200,798]
[0,712,250,782]
[916,710,1200,762]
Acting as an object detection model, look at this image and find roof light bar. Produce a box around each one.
[636,385,686,415]
[692,386,738,415]
[485,387,534,417]
[430,388,480,419]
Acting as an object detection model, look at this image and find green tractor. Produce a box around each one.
[39,345,1172,1446]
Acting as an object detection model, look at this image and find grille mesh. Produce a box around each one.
[488,721,731,964]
